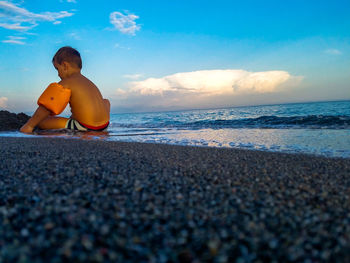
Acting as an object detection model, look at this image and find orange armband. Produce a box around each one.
[37,83,71,115]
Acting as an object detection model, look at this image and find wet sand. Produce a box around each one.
[0,137,349,262]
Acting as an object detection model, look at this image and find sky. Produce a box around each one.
[0,0,349,113]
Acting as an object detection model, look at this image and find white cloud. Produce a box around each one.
[0,97,8,108]
[59,0,77,3]
[69,32,80,40]
[0,22,34,30]
[114,69,302,111]
[114,43,131,50]
[2,35,26,44]
[324,49,342,55]
[123,73,143,80]
[127,70,292,95]
[109,11,140,35]
[0,1,74,32]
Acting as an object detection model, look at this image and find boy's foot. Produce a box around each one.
[20,123,34,133]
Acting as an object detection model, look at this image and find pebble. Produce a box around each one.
[0,137,350,262]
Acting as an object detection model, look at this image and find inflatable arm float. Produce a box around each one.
[37,83,71,115]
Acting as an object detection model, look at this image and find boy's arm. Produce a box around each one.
[20,105,50,133]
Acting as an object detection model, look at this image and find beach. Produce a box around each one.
[1,137,349,262]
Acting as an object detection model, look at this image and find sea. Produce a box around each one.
[1,100,350,158]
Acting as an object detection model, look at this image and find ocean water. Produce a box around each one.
[1,101,350,158]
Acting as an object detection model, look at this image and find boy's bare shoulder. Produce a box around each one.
[58,74,85,90]
[58,78,71,89]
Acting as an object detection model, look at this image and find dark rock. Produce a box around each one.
[0,110,30,131]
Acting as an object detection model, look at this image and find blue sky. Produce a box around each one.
[0,0,349,113]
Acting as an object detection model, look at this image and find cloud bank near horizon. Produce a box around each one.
[114,69,302,111]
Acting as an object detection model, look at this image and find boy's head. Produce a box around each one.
[52,46,82,69]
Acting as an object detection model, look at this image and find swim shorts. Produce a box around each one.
[65,119,109,131]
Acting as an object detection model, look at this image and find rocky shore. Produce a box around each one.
[0,110,30,131]
[0,137,349,262]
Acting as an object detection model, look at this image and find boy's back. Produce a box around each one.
[61,74,109,127]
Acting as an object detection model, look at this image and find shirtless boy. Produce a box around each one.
[20,46,110,133]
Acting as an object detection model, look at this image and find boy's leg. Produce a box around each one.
[37,116,69,130]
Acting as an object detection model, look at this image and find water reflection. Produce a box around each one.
[108,128,350,158]
[1,128,349,158]
[34,129,110,140]
[0,129,109,140]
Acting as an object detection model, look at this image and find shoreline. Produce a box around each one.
[1,131,350,159]
[1,137,350,262]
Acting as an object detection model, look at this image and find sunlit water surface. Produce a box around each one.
[1,101,350,158]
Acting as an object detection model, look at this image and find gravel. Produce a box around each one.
[0,137,350,262]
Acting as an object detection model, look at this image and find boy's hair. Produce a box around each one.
[52,46,82,69]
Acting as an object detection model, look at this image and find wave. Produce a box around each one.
[112,115,350,129]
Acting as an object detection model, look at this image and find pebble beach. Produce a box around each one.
[1,136,350,262]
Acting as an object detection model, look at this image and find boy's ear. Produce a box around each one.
[62,61,69,70]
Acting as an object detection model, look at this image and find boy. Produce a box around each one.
[20,46,110,133]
